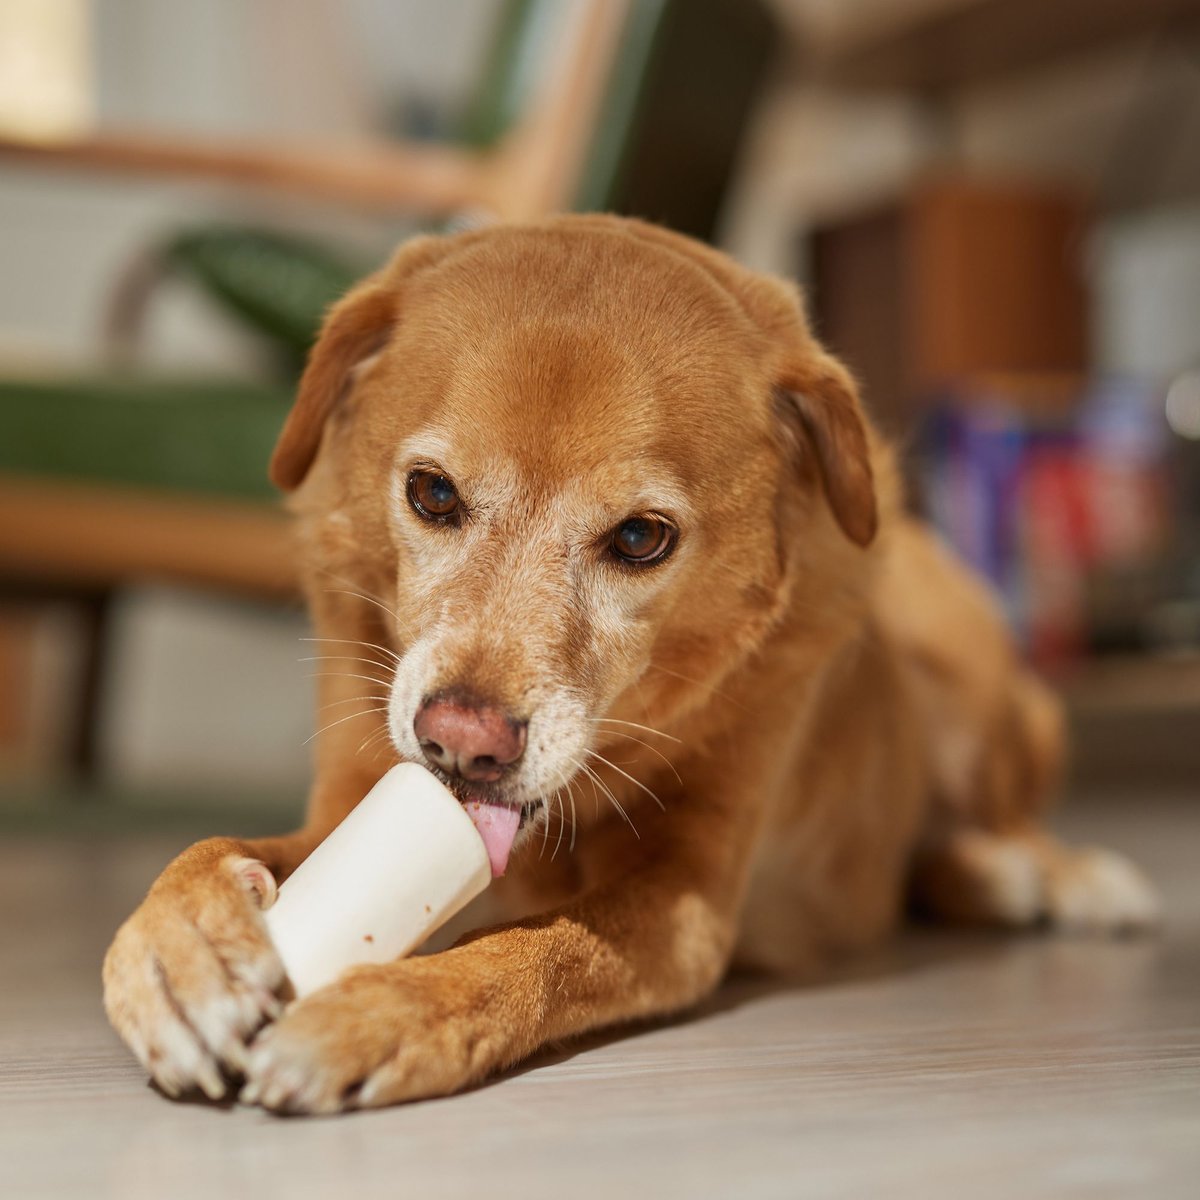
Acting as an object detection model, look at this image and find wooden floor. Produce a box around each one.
[1,794,1196,1200]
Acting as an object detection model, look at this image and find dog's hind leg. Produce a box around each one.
[880,521,1159,934]
[913,683,1157,937]
[908,652,1160,935]
[913,825,1161,933]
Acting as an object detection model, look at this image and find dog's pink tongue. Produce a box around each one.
[465,800,521,877]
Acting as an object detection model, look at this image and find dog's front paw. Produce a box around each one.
[240,958,500,1114]
[103,849,284,1100]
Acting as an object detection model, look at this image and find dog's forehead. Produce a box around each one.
[381,230,781,503]
[407,297,766,444]
[427,327,753,495]
[403,229,766,389]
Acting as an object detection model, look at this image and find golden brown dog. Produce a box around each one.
[103,215,1159,1113]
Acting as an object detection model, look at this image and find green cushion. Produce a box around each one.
[0,374,292,502]
[159,228,365,363]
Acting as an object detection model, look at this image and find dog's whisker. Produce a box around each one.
[362,719,394,748]
[303,706,389,745]
[318,694,390,712]
[584,764,601,821]
[315,565,388,599]
[539,780,578,863]
[586,749,665,813]
[592,729,682,785]
[316,567,410,626]
[355,723,395,759]
[543,793,555,861]
[644,662,717,690]
[538,795,551,861]
[589,717,681,744]
[306,671,396,689]
[322,586,415,640]
[643,662,750,713]
[300,654,395,674]
[631,673,656,735]
[566,774,579,853]
[552,788,567,862]
[578,759,639,839]
[300,636,402,665]
[354,726,380,756]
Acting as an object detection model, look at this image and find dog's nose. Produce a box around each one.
[414,696,527,783]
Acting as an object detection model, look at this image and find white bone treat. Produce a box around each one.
[263,763,491,997]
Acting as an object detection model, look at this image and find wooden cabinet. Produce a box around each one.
[811,178,1089,429]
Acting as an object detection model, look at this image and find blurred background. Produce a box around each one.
[1,0,1198,826]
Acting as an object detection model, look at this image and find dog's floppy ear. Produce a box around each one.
[608,225,879,548]
[774,351,878,548]
[269,278,396,491]
[269,234,455,491]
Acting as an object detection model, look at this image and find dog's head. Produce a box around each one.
[272,217,877,872]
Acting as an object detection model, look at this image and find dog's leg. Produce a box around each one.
[884,522,1161,934]
[910,669,1160,934]
[912,825,1161,933]
[103,578,407,1099]
[240,801,752,1113]
[102,755,387,1100]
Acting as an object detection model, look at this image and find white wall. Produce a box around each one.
[100,588,316,798]
[92,0,501,138]
[1091,204,1200,380]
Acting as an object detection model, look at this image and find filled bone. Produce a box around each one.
[263,763,491,997]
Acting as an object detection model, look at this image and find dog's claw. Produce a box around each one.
[257,1077,294,1112]
[194,1057,227,1101]
[220,1037,248,1074]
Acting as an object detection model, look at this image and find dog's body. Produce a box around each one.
[104,216,1158,1113]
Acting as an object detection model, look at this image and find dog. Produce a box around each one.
[103,215,1159,1113]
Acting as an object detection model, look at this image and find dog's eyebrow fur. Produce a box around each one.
[394,432,692,526]
[396,433,458,474]
[595,482,691,526]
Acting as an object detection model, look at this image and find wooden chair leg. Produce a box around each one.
[71,590,113,781]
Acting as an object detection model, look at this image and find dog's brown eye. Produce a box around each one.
[610,516,675,565]
[407,470,461,522]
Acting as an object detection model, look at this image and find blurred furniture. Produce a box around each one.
[0,0,630,221]
[0,227,362,737]
[0,370,300,772]
[811,178,1089,433]
[0,0,777,598]
[808,0,1200,92]
[1064,652,1200,790]
[916,378,1171,664]
[0,0,773,231]
[0,375,296,597]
